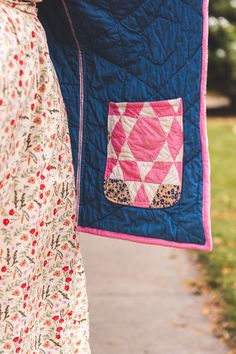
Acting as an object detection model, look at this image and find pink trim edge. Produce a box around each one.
[78,0,212,252]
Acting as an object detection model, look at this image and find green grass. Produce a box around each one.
[197,118,236,341]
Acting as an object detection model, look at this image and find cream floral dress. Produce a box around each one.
[0,0,91,353]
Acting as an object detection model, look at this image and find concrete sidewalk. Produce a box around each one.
[80,233,229,354]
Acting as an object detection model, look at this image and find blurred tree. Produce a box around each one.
[208,0,236,108]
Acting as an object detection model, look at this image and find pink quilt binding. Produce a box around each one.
[77,0,212,251]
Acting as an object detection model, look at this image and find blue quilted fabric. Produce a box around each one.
[39,0,207,246]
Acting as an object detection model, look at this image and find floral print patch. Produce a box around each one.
[0,1,90,353]
[104,98,184,208]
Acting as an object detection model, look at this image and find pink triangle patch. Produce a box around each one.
[123,103,144,117]
[133,183,150,206]
[104,158,117,179]
[174,162,183,181]
[145,162,173,184]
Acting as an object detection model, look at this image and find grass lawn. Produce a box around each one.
[197,118,236,343]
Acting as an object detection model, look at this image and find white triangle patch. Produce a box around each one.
[175,145,183,162]
[162,165,180,185]
[158,116,174,136]
[143,183,159,203]
[136,161,154,181]
[168,98,180,113]
[121,116,137,136]
[108,116,121,133]
[107,141,117,158]
[126,181,143,202]
[118,103,127,116]
[109,161,124,180]
[119,142,135,161]
[155,141,173,162]
[175,115,183,130]
[138,102,156,118]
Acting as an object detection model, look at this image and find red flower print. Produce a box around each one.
[34,145,41,152]
[3,218,10,226]
[3,343,11,349]
[12,290,20,296]
[19,59,23,65]
[40,174,45,180]
[69,270,74,275]
[24,327,29,334]
[40,184,45,190]
[28,177,36,184]
[13,54,18,61]
[67,311,73,316]
[57,199,61,205]
[23,302,26,309]
[62,266,69,272]
[59,318,64,323]
[21,234,28,241]
[43,342,50,348]
[47,251,51,257]
[31,41,34,49]
[9,209,15,215]
[40,221,44,227]
[24,294,28,300]
[43,260,47,267]
[12,337,19,343]
[33,116,42,124]
[51,293,59,300]
[56,327,63,332]
[31,249,35,255]
[39,84,46,93]
[53,208,57,215]
[28,203,34,210]
[30,228,36,234]
[39,193,43,199]
[64,285,69,291]
[52,315,59,321]
[16,347,21,353]
[19,260,26,267]
[46,165,51,171]
[1,266,7,272]
[11,314,18,321]
[56,334,61,340]
[73,234,76,240]
[64,219,70,226]
[31,30,35,38]
[19,69,23,76]
[0,99,3,106]
[65,277,72,283]
[31,103,35,111]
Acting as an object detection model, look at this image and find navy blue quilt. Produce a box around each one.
[39,0,212,251]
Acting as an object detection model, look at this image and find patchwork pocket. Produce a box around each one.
[104,98,183,209]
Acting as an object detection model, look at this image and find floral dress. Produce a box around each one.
[0,1,91,353]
